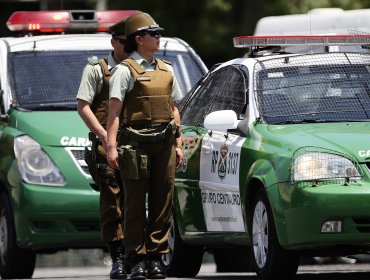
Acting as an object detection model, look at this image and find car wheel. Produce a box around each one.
[162,215,204,277]
[250,188,299,280]
[213,246,253,272]
[0,191,36,279]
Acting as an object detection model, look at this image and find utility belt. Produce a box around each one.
[118,119,176,145]
[117,119,177,180]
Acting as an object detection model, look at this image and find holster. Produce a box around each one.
[117,145,150,180]
[86,132,117,186]
[84,146,99,184]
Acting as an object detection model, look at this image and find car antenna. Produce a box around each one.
[163,40,168,56]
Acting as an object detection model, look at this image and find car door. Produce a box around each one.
[177,64,249,233]
[200,130,246,232]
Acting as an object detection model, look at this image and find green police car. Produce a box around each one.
[0,10,207,279]
[164,35,370,280]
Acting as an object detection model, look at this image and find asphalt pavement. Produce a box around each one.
[29,262,370,280]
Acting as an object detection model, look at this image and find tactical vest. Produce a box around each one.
[90,58,110,128]
[120,58,174,126]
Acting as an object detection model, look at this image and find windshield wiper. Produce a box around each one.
[274,118,370,124]
[30,103,76,111]
[273,119,320,124]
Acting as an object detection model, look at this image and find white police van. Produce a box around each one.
[0,10,207,279]
[254,8,370,35]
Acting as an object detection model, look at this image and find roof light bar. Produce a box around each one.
[6,10,139,33]
[7,11,69,32]
[233,35,370,48]
[96,10,140,31]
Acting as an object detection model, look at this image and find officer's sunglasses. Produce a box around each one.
[116,38,127,45]
[140,30,162,37]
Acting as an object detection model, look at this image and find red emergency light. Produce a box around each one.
[233,35,370,48]
[6,10,140,34]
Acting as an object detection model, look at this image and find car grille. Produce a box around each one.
[365,162,370,173]
[65,147,91,176]
[33,220,100,232]
[353,217,370,233]
[72,221,101,231]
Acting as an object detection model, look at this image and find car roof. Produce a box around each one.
[0,34,194,52]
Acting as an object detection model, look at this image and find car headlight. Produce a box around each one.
[14,135,66,186]
[292,151,361,182]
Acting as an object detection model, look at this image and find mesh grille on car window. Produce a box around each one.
[254,52,370,124]
[180,65,248,126]
[10,49,204,111]
[10,50,109,110]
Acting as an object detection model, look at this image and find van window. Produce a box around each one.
[10,49,203,111]
[11,50,105,110]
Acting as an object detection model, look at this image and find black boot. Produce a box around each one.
[147,254,166,279]
[107,241,127,279]
[124,254,131,275]
[130,255,147,280]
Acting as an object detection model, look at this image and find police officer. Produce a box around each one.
[76,18,129,279]
[106,12,183,280]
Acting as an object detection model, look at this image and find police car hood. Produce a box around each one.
[268,122,370,162]
[13,111,89,147]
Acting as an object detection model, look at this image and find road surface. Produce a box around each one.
[30,262,370,280]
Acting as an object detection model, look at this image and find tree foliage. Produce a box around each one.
[108,0,370,67]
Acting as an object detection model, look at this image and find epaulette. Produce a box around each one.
[88,56,100,65]
[158,58,172,65]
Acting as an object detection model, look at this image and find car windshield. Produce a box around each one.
[10,49,204,111]
[255,52,370,124]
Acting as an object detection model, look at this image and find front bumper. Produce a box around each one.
[275,181,370,250]
[12,182,102,251]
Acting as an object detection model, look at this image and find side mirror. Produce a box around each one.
[204,110,239,132]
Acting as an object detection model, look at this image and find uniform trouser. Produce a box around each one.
[122,140,175,258]
[95,144,124,242]
[99,183,124,242]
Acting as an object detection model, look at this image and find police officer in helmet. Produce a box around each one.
[77,18,130,279]
[106,12,183,280]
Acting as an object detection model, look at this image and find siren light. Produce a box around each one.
[233,35,370,48]
[6,10,140,34]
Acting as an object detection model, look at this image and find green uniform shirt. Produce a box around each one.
[76,52,117,103]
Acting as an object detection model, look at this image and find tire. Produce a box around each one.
[213,246,253,272]
[0,191,36,279]
[250,188,299,280]
[162,215,204,277]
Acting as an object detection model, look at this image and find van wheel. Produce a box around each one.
[250,189,299,280]
[162,215,204,277]
[0,191,36,279]
[213,246,253,272]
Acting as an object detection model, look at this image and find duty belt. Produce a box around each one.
[89,131,120,143]
[120,120,176,144]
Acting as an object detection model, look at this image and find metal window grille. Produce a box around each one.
[254,52,370,124]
